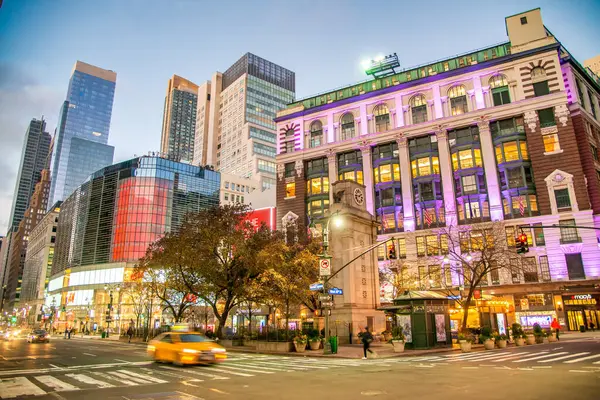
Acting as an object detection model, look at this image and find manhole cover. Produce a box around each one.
[361,390,387,396]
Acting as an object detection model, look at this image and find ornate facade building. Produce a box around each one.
[275,9,600,332]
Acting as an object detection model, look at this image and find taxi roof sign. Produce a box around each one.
[171,323,190,332]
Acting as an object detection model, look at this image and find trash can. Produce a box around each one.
[329,336,338,354]
[101,332,106,338]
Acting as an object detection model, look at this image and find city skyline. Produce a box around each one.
[1,0,599,233]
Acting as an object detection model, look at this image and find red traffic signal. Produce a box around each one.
[518,234,527,243]
[388,241,397,260]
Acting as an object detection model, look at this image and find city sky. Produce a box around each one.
[0,0,599,233]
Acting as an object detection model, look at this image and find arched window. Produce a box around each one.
[410,95,428,124]
[285,128,295,138]
[448,85,468,116]
[531,67,549,97]
[309,120,323,148]
[373,104,390,132]
[340,112,355,140]
[489,74,511,106]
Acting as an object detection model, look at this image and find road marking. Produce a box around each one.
[228,363,294,372]
[34,375,80,392]
[65,373,114,388]
[531,366,552,369]
[161,365,229,380]
[564,354,600,364]
[92,371,137,386]
[467,353,524,362]
[517,367,533,371]
[414,364,434,368]
[114,359,130,363]
[210,388,229,394]
[82,353,97,357]
[513,352,568,363]
[49,364,60,369]
[461,366,479,369]
[116,369,168,384]
[539,352,590,363]
[491,352,534,362]
[108,371,151,385]
[494,366,512,370]
[0,377,47,398]
[246,360,312,370]
[569,370,594,373]
[215,364,273,374]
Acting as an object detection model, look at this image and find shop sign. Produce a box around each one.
[426,305,447,313]
[413,305,425,313]
[564,293,598,306]
[520,298,529,311]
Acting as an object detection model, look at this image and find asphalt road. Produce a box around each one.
[1,334,599,400]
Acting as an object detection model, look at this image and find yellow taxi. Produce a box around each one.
[147,328,227,365]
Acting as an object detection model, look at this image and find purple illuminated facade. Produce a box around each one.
[276,9,600,331]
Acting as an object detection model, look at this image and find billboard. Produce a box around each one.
[241,207,276,231]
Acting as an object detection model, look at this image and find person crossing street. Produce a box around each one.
[360,327,374,359]
[551,318,560,341]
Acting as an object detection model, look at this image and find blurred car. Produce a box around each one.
[27,329,50,343]
[147,331,227,365]
[2,329,20,341]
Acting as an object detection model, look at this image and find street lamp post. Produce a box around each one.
[104,286,114,338]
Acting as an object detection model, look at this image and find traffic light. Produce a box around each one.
[516,233,529,254]
[388,241,397,260]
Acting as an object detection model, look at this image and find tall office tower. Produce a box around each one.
[584,55,600,77]
[193,81,212,167]
[48,61,116,206]
[161,75,199,163]
[5,170,51,310]
[8,118,51,230]
[196,53,295,191]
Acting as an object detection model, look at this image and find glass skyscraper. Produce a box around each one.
[8,117,51,230]
[161,75,198,163]
[51,156,220,275]
[48,61,117,207]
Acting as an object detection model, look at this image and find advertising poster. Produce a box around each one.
[496,314,506,335]
[396,315,412,343]
[435,314,446,341]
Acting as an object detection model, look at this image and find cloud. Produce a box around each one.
[0,62,63,234]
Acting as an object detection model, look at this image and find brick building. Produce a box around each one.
[275,9,600,332]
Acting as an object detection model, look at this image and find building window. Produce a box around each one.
[448,85,468,115]
[310,120,323,148]
[592,145,599,162]
[373,104,390,132]
[520,16,527,24]
[285,141,295,153]
[538,107,556,128]
[559,219,580,244]
[373,163,400,184]
[284,162,295,178]
[461,175,478,194]
[588,90,597,119]
[285,182,296,198]
[451,148,482,170]
[522,257,538,282]
[397,238,407,259]
[410,95,428,124]
[306,177,329,196]
[224,193,229,201]
[285,128,295,138]
[426,235,439,256]
[539,255,551,282]
[306,158,328,176]
[340,112,355,140]
[533,223,545,246]
[489,74,510,106]
[416,236,426,257]
[565,253,585,280]
[576,79,585,104]
[554,188,571,211]
[307,198,329,217]
[411,156,440,177]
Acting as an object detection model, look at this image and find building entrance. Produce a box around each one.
[563,293,600,331]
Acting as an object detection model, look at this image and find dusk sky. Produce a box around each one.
[0,0,599,233]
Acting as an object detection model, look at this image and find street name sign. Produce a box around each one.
[329,287,343,295]
[309,282,324,291]
[319,294,333,301]
[320,301,333,308]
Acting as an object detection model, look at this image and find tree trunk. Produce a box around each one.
[461,288,475,333]
[285,298,290,341]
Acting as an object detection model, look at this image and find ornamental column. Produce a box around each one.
[327,112,335,143]
[435,127,457,227]
[396,135,415,232]
[476,117,503,221]
[326,149,337,205]
[359,142,375,216]
[359,103,369,136]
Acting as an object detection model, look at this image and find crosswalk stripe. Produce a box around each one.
[491,352,534,362]
[34,375,80,392]
[65,373,115,389]
[0,377,47,398]
[116,369,168,383]
[230,362,297,372]
[564,354,600,364]
[160,366,229,380]
[467,353,527,362]
[252,360,329,370]
[538,352,590,363]
[215,365,273,374]
[513,352,569,363]
[207,366,255,377]
[94,371,138,386]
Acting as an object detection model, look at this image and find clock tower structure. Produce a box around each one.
[327,179,386,344]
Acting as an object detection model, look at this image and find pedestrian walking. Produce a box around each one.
[360,327,374,359]
[590,322,595,332]
[127,326,133,343]
[64,327,68,339]
[551,318,560,341]
[67,327,71,339]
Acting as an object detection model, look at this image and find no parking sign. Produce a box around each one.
[319,258,331,277]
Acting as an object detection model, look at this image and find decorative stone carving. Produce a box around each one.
[555,104,570,127]
[333,122,340,128]
[354,117,362,123]
[395,133,407,148]
[358,139,372,154]
[367,114,374,121]
[475,115,491,131]
[467,89,476,97]
[523,110,538,132]
[325,148,337,163]
[277,163,284,180]
[294,160,303,178]
[434,124,448,140]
